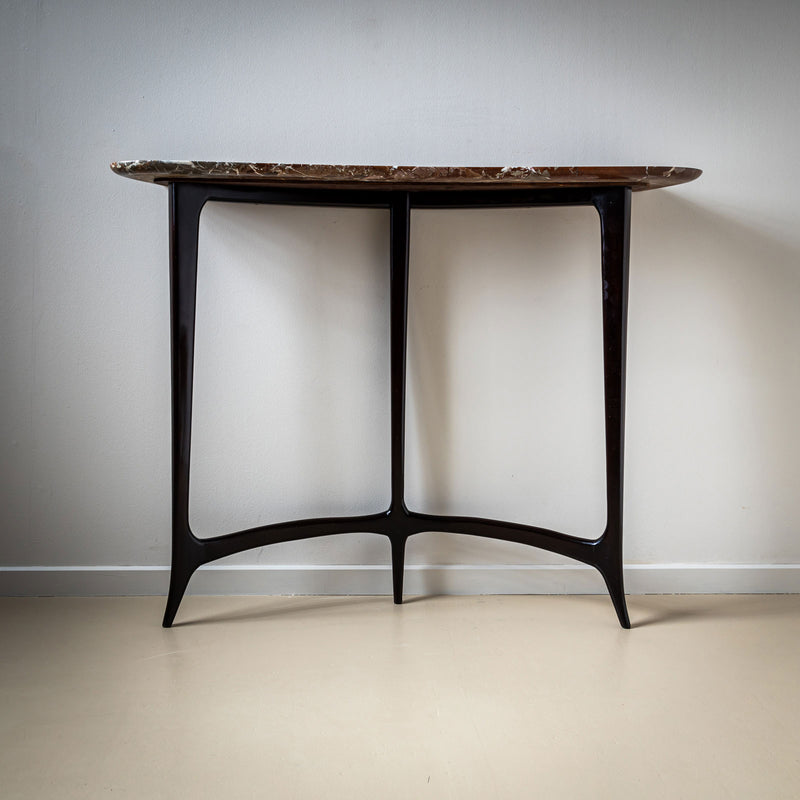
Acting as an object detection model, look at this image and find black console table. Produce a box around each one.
[111,162,701,627]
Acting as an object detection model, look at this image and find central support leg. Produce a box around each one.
[388,193,411,602]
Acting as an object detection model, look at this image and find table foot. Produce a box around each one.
[162,560,196,627]
[598,564,631,629]
[390,535,408,604]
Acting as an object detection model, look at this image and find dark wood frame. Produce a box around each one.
[165,182,631,628]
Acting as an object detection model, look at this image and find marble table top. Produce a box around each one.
[110,162,701,192]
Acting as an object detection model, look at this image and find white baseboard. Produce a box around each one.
[1,563,798,596]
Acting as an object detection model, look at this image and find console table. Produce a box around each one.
[111,161,701,628]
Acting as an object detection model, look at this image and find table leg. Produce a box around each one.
[594,187,632,629]
[389,193,411,603]
[163,183,207,628]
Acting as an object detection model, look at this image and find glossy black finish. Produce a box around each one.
[164,182,632,628]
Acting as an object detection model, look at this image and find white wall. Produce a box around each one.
[2,0,799,595]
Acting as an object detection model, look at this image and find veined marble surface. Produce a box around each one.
[110,161,701,191]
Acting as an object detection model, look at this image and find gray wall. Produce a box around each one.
[2,0,799,595]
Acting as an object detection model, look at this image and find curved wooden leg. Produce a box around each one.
[594,186,632,630]
[165,183,206,628]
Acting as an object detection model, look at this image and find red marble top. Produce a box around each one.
[110,161,701,192]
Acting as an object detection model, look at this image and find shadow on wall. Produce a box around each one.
[405,192,800,594]
[405,204,605,557]
[185,193,799,585]
[189,201,391,566]
[624,191,800,565]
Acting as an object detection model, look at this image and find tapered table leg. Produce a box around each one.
[388,193,411,602]
[163,183,208,627]
[593,187,632,629]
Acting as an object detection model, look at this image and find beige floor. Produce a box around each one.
[1,595,799,799]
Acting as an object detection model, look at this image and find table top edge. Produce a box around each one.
[110,162,702,191]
